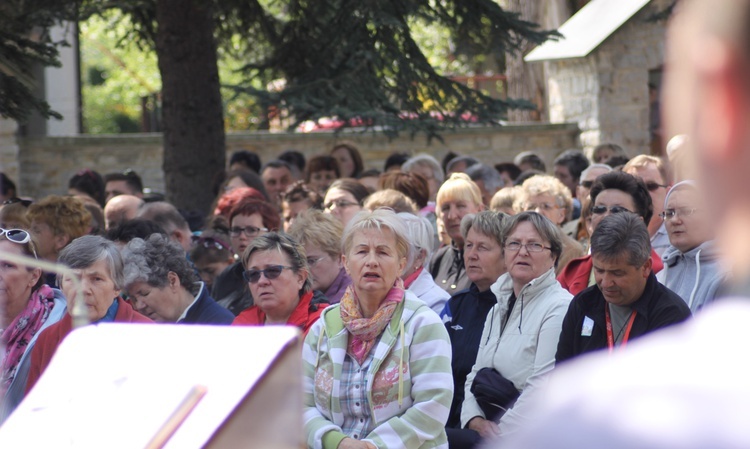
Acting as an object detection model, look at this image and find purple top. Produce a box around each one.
[324,267,352,304]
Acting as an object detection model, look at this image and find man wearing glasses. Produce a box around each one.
[557,171,665,296]
[623,155,673,257]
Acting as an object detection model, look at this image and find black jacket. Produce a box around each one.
[430,244,470,296]
[212,261,253,316]
[556,272,691,363]
[443,283,497,428]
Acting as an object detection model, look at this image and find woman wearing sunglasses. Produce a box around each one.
[232,233,328,336]
[303,209,452,449]
[122,234,234,325]
[557,172,665,295]
[0,229,66,424]
[212,197,281,316]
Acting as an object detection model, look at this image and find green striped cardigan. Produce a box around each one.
[302,292,453,449]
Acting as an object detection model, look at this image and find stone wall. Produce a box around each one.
[0,119,20,184]
[17,123,580,199]
[546,58,600,150]
[544,0,671,156]
[593,0,670,154]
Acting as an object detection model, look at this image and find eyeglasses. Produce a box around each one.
[0,228,37,259]
[660,208,699,220]
[191,235,231,251]
[229,225,269,238]
[645,182,669,192]
[579,180,594,189]
[504,241,551,253]
[242,265,292,283]
[306,256,325,267]
[591,205,631,215]
[524,202,559,212]
[324,199,359,211]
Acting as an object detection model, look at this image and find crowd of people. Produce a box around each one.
[0,101,728,445]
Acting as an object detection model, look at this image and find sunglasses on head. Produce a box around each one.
[191,235,231,251]
[2,198,32,207]
[242,265,292,283]
[0,228,37,259]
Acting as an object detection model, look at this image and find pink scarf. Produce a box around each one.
[340,279,405,364]
[1,285,55,388]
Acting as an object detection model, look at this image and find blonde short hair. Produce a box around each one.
[435,173,482,218]
[342,209,410,261]
[287,209,344,258]
[364,189,417,214]
[623,154,671,184]
[490,186,521,214]
[517,175,573,220]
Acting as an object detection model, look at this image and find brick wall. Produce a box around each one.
[17,123,580,199]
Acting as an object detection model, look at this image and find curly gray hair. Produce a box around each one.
[121,233,199,295]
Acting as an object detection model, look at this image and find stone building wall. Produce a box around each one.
[546,58,600,150]
[593,0,670,154]
[18,123,580,199]
[544,0,671,156]
[0,119,20,183]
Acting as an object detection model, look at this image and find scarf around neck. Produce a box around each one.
[1,285,55,388]
[340,278,405,364]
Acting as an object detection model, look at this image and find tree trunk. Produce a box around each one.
[155,0,224,215]
[504,0,547,122]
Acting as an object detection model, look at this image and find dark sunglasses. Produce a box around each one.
[242,265,292,283]
[579,180,594,189]
[0,228,37,259]
[591,205,631,215]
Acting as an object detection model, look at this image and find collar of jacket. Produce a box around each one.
[661,240,719,267]
[490,267,558,305]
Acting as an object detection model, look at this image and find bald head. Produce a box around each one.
[104,195,144,230]
[136,201,192,252]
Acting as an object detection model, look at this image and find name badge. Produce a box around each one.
[581,316,594,337]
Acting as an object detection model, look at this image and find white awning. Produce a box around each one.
[525,0,652,62]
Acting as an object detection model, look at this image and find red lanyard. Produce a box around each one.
[604,306,637,353]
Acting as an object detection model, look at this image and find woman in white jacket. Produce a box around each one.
[398,212,450,315]
[461,212,572,440]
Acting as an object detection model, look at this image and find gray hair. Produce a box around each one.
[242,232,312,295]
[446,156,480,173]
[590,212,651,267]
[122,234,199,295]
[461,210,509,247]
[580,163,613,180]
[397,212,436,269]
[502,212,564,265]
[343,209,410,262]
[402,153,445,185]
[466,163,505,192]
[58,235,124,289]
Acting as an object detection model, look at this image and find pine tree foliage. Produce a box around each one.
[0,0,78,122]
[3,0,560,139]
[225,0,561,138]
